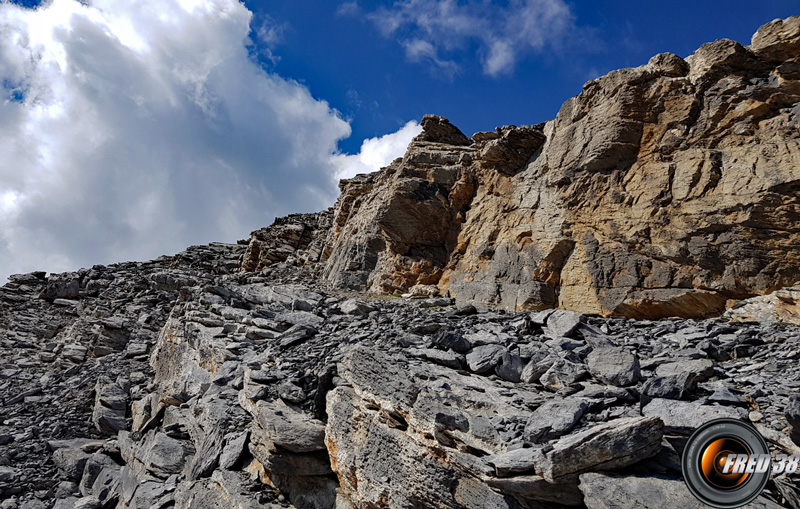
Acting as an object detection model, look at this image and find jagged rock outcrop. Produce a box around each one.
[320,16,800,319]
[241,211,333,273]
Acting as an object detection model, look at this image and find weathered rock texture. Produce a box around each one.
[241,211,333,273]
[3,16,800,509]
[320,16,800,319]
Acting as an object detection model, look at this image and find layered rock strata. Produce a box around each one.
[320,16,800,319]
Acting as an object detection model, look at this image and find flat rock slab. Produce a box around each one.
[586,347,640,387]
[655,359,714,379]
[525,398,587,443]
[540,416,663,482]
[642,398,747,433]
[544,309,582,339]
[252,400,326,453]
[465,344,506,373]
[579,472,784,509]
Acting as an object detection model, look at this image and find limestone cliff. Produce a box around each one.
[319,17,800,319]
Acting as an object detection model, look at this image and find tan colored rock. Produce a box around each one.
[726,284,800,324]
[319,17,800,319]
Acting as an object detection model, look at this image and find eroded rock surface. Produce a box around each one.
[320,17,800,319]
[2,16,800,509]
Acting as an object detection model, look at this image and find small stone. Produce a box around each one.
[544,309,582,339]
[484,447,545,477]
[586,346,640,386]
[749,411,764,422]
[525,398,587,443]
[433,329,471,353]
[465,345,506,374]
[540,359,587,391]
[495,352,525,382]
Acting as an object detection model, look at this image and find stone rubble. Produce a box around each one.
[2,240,799,508]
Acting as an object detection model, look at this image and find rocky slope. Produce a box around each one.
[2,236,800,509]
[2,15,800,509]
[321,16,800,319]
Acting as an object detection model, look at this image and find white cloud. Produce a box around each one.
[332,120,421,180]
[360,0,575,77]
[0,0,360,280]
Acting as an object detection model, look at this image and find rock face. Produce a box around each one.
[3,16,800,509]
[320,16,800,319]
[240,211,333,273]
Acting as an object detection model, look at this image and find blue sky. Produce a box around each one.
[242,1,799,153]
[0,0,796,280]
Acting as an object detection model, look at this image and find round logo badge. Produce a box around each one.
[682,418,771,508]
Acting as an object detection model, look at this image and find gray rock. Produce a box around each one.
[641,373,697,401]
[252,400,326,453]
[483,447,545,477]
[642,398,747,433]
[540,359,588,391]
[465,344,506,374]
[540,416,664,482]
[339,298,376,316]
[525,398,587,443]
[579,472,784,509]
[219,431,249,470]
[586,347,640,386]
[654,359,714,380]
[544,309,582,338]
[495,352,524,382]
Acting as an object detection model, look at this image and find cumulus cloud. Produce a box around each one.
[0,0,411,281]
[358,0,575,77]
[332,120,421,180]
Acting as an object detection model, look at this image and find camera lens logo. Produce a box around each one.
[682,419,771,508]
